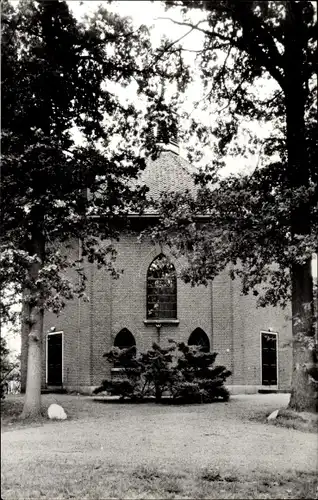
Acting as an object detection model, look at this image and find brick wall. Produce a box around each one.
[90,235,213,386]
[40,240,85,389]
[231,270,292,390]
[22,233,292,393]
[212,269,234,380]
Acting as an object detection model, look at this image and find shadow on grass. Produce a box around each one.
[2,466,317,499]
[269,409,318,434]
[93,394,228,405]
[1,395,75,431]
[126,467,318,499]
[245,402,318,434]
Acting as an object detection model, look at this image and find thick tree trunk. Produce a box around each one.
[288,260,317,412]
[20,307,44,418]
[20,296,31,393]
[285,2,317,412]
[20,235,45,419]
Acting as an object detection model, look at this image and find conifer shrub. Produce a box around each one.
[99,346,148,401]
[94,340,231,403]
[171,342,231,403]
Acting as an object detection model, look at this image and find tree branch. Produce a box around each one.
[230,3,285,89]
[157,15,286,91]
[157,17,235,44]
[151,19,204,68]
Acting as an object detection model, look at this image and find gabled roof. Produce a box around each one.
[87,144,198,217]
[139,147,197,204]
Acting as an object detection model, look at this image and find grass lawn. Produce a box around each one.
[1,393,317,499]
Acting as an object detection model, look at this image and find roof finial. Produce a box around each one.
[156,78,179,153]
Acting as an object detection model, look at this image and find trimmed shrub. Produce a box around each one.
[94,340,231,404]
[171,342,231,403]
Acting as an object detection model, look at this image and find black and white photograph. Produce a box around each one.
[1,0,317,498]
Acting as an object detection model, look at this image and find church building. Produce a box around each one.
[21,139,293,395]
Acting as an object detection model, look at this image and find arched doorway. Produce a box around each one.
[188,328,210,352]
[114,328,136,350]
[113,329,136,369]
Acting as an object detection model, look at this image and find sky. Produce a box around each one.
[9,0,277,173]
[3,1,317,355]
[66,0,278,176]
[67,0,204,48]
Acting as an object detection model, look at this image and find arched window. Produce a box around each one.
[188,328,210,352]
[114,328,136,350]
[114,328,136,370]
[113,329,136,368]
[147,254,177,319]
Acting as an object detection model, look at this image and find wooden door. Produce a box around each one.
[47,333,63,385]
[261,332,277,385]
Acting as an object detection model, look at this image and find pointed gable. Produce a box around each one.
[139,149,197,204]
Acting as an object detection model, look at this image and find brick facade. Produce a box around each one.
[22,232,292,394]
[20,147,293,394]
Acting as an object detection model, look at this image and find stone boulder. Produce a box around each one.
[47,403,67,420]
[267,409,279,421]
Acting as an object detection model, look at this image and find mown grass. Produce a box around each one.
[2,393,317,434]
[268,408,318,434]
[247,404,318,434]
[1,463,317,499]
[2,394,317,499]
[2,392,317,433]
[1,394,95,430]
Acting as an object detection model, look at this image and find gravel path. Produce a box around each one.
[1,394,317,478]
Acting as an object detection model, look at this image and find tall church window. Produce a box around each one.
[147,254,177,319]
[188,328,210,352]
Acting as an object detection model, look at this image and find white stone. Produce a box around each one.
[47,403,67,420]
[267,409,279,421]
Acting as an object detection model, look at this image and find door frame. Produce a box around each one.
[260,330,278,387]
[46,331,64,385]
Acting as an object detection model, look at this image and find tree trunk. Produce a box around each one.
[288,260,317,412]
[20,306,44,418]
[285,2,317,412]
[20,295,31,393]
[20,235,45,419]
